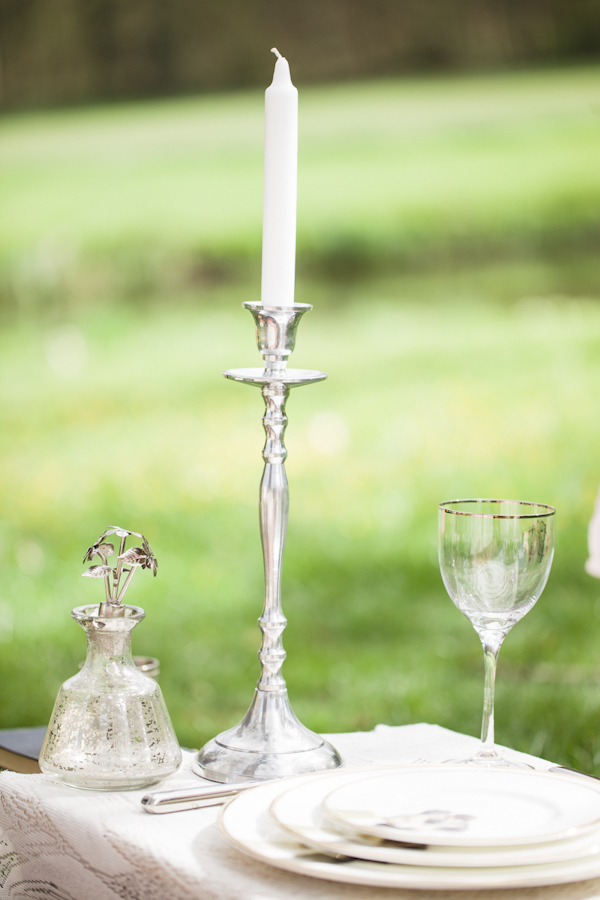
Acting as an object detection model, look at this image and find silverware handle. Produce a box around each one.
[141,780,261,814]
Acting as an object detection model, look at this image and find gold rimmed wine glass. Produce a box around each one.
[439,499,555,767]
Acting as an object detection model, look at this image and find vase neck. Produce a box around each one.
[83,628,135,670]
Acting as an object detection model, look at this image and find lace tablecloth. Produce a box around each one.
[1,722,599,900]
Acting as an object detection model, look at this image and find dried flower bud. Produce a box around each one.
[106,526,142,539]
[97,542,115,556]
[82,541,116,564]
[83,526,144,563]
[82,564,114,579]
[119,547,147,565]
[118,544,158,576]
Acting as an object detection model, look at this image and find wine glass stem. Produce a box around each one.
[479,631,505,755]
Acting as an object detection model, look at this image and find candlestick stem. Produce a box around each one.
[258,382,289,692]
[193,303,342,783]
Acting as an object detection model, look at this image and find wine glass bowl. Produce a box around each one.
[439,499,555,766]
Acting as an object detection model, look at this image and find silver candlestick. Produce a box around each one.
[194,302,343,783]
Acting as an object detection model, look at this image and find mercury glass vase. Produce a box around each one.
[39,604,181,791]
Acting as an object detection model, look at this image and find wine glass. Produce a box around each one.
[439,499,555,766]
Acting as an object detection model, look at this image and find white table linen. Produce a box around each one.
[1,722,598,900]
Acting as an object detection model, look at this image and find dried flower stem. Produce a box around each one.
[117,567,137,603]
[96,550,112,605]
[98,599,125,617]
[112,534,128,601]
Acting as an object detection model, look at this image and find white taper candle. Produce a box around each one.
[260,48,298,307]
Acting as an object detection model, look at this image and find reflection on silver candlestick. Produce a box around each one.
[193,302,342,783]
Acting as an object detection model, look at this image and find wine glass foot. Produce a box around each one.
[444,751,532,769]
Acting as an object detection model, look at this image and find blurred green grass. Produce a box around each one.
[1,67,600,770]
[1,64,600,308]
[2,271,600,770]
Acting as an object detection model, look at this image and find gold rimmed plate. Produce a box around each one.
[322,765,600,848]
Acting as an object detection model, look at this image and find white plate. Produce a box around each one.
[271,769,600,867]
[322,765,600,848]
[219,773,600,890]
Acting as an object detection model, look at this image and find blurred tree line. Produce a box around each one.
[1,0,599,109]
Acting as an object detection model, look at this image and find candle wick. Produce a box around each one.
[271,47,282,59]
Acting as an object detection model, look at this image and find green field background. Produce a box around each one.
[1,65,600,770]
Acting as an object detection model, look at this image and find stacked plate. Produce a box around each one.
[220,764,600,890]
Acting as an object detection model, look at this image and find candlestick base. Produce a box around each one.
[193,689,342,783]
